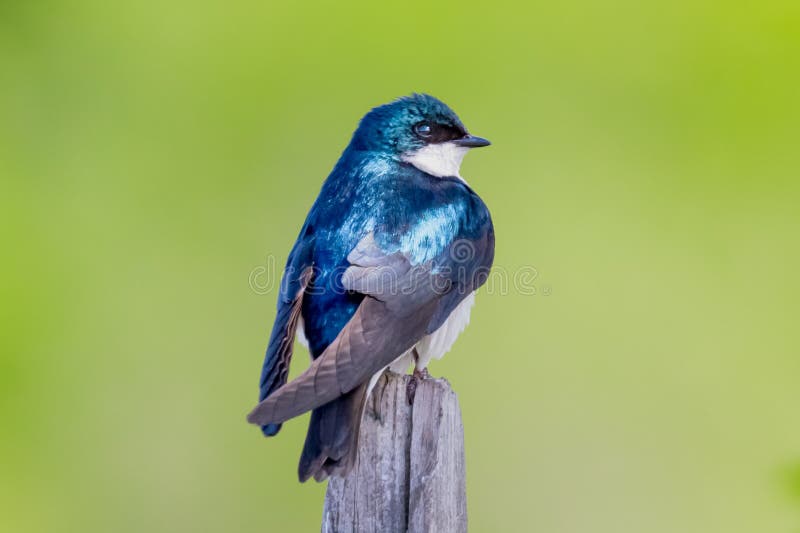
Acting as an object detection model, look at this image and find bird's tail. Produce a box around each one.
[298,382,369,482]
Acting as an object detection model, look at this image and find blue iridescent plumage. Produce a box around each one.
[253,94,494,480]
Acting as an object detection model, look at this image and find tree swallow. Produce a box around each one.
[247,94,494,482]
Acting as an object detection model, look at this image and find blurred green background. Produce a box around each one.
[1,1,799,532]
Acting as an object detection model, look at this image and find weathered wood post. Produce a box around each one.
[321,371,467,533]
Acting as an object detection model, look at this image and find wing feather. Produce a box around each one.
[248,225,492,428]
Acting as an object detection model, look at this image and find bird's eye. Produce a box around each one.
[414,122,432,138]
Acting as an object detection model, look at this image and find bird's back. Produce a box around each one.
[299,150,493,358]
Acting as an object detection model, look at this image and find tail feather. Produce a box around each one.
[298,383,369,482]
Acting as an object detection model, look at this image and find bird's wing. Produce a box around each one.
[247,230,492,427]
[257,230,314,436]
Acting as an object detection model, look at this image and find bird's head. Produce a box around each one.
[349,94,490,178]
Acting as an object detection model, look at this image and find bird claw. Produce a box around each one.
[406,367,430,404]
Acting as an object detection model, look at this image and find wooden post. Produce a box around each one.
[321,371,467,533]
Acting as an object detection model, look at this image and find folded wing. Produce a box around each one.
[247,228,493,427]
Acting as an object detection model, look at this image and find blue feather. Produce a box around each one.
[256,94,493,441]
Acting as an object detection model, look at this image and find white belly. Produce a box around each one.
[415,291,475,369]
[378,290,476,377]
[364,291,476,397]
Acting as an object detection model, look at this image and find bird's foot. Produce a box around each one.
[406,367,430,404]
[414,367,430,380]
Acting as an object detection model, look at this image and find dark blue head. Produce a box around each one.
[347,94,490,177]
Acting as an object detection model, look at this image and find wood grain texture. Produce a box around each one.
[321,371,467,533]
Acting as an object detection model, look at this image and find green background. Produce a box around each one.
[2,1,799,532]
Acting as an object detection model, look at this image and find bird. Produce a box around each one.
[247,94,494,482]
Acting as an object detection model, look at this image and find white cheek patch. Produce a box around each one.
[401,141,470,179]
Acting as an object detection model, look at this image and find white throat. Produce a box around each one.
[401,141,470,180]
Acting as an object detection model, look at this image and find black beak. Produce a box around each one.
[454,135,491,148]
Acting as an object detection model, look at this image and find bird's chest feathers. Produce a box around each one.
[401,142,470,180]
